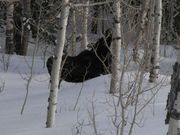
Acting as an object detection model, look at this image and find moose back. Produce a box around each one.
[47,29,113,84]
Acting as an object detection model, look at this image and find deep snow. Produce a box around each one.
[0,45,176,135]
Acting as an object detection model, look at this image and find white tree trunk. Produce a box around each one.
[110,0,121,94]
[144,0,156,72]
[46,0,70,128]
[81,0,89,50]
[149,0,162,82]
[21,0,31,55]
[5,3,14,54]
[132,0,151,63]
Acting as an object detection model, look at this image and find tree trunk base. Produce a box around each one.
[166,62,180,134]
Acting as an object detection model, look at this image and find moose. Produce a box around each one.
[46,29,113,85]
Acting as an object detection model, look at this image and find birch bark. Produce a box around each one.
[132,0,150,63]
[149,0,162,82]
[46,0,70,128]
[110,0,121,94]
[21,0,31,55]
[81,0,89,50]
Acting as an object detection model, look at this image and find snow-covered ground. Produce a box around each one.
[0,45,176,135]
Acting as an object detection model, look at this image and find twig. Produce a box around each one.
[73,0,112,8]
[73,66,89,110]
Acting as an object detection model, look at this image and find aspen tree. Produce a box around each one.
[81,0,89,50]
[132,0,150,63]
[46,0,70,128]
[21,0,31,55]
[149,0,162,82]
[110,0,121,94]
